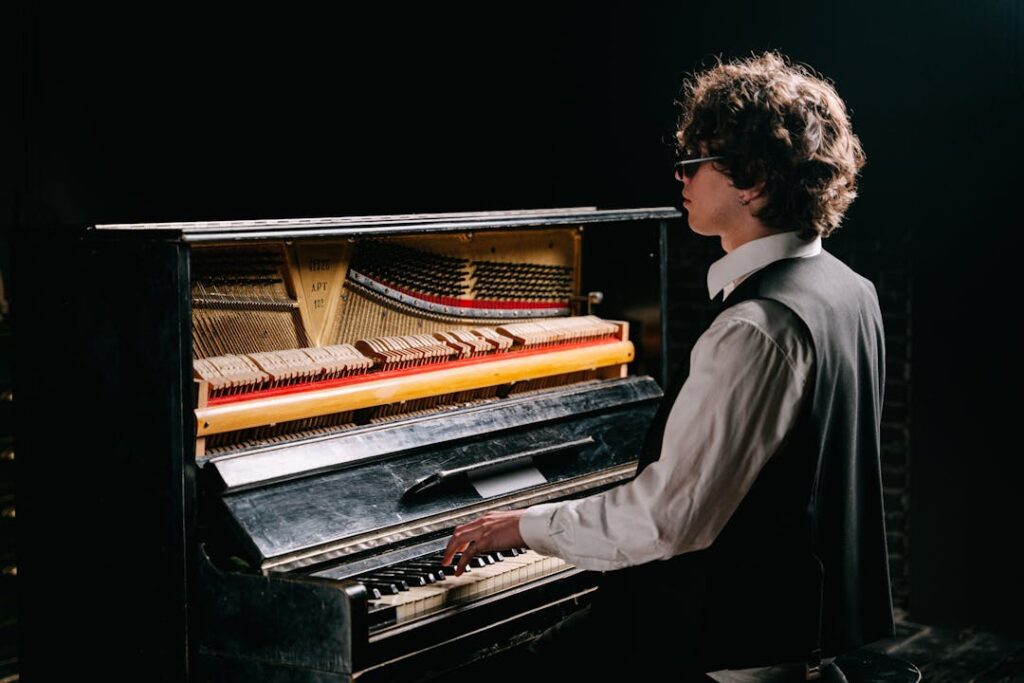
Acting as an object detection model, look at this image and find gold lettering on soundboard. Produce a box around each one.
[293,243,352,346]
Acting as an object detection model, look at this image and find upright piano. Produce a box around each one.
[62,207,680,681]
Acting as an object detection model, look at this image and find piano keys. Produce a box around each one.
[350,548,568,629]
[78,207,680,681]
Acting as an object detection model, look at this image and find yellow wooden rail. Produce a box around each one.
[195,340,634,437]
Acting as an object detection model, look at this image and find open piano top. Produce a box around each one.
[90,207,679,682]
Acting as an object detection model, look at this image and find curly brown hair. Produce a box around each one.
[676,52,865,239]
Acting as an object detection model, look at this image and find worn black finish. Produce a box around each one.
[214,378,659,569]
[402,436,596,500]
[310,536,457,583]
[197,547,364,681]
[17,209,673,681]
[18,234,196,681]
[220,392,658,570]
[204,375,663,489]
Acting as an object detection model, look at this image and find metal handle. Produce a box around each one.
[568,291,603,315]
[402,436,595,501]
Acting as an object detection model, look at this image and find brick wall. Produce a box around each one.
[664,224,913,613]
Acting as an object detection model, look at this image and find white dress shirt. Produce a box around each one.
[519,231,821,571]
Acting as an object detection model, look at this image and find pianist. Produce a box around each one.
[444,51,893,680]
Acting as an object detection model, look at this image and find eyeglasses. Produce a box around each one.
[674,155,724,181]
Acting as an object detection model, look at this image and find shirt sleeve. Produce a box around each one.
[519,301,814,571]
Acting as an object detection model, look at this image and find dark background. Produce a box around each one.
[6,0,1023,676]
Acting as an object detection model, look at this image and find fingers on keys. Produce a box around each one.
[443,520,482,572]
[441,528,471,568]
[454,540,478,576]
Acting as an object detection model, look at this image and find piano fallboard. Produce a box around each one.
[208,375,661,573]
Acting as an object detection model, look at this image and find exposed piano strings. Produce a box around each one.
[191,232,581,359]
[191,245,309,357]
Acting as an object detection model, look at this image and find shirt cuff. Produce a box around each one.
[518,503,564,557]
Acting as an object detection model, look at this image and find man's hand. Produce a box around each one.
[442,510,527,576]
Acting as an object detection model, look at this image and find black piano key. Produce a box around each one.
[373,572,427,587]
[371,572,422,586]
[441,555,473,572]
[403,565,444,581]
[400,561,447,577]
[365,575,410,591]
[365,581,402,595]
[404,563,441,574]
[408,571,436,584]
[447,555,487,569]
[363,581,401,596]
[397,568,445,582]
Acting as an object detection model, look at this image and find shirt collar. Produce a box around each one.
[707,231,822,300]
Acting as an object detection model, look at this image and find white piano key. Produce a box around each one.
[365,550,570,625]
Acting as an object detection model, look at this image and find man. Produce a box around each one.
[444,52,893,680]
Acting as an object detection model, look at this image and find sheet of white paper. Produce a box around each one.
[469,464,547,498]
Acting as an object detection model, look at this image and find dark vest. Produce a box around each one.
[598,250,894,672]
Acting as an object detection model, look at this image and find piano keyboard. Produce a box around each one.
[357,549,569,629]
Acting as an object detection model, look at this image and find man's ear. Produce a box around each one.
[738,180,767,206]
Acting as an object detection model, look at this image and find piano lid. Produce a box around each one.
[90,207,682,241]
[213,376,661,573]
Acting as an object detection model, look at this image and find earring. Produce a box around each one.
[738,196,751,206]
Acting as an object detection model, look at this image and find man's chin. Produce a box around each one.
[687,218,713,237]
